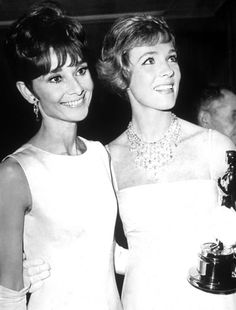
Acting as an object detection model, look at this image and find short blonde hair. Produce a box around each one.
[97,14,175,98]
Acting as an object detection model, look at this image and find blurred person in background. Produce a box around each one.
[197,84,236,144]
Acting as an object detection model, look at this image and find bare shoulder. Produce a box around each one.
[180,119,232,148]
[180,118,208,141]
[210,129,236,151]
[0,157,26,184]
[0,158,31,210]
[180,118,235,177]
[208,129,236,178]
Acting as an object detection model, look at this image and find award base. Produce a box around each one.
[188,242,236,295]
[188,266,236,295]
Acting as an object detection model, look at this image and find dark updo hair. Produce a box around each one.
[4,0,89,89]
[97,14,175,98]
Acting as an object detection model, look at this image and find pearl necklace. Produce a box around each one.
[126,113,182,177]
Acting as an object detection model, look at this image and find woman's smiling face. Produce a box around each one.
[31,49,94,123]
[127,41,181,112]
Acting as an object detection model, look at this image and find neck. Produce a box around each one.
[131,111,173,142]
[126,111,181,177]
[31,120,81,155]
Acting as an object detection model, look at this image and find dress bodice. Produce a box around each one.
[118,180,236,310]
[9,138,122,310]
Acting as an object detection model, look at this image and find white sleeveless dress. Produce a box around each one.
[8,138,122,310]
[115,131,236,310]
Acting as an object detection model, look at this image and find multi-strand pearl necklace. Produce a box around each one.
[126,113,182,177]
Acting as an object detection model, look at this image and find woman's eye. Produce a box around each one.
[142,57,155,65]
[49,75,62,83]
[169,54,178,63]
[76,66,88,76]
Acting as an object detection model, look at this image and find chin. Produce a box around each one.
[159,100,176,111]
[158,94,176,108]
[74,105,90,121]
[76,112,89,122]
[78,107,89,121]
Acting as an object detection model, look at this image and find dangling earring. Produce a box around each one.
[33,98,40,122]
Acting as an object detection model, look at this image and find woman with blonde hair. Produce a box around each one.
[96,14,236,309]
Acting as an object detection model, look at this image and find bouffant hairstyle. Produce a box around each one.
[97,14,175,98]
[4,1,89,90]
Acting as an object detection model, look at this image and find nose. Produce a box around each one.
[67,76,84,95]
[159,62,174,78]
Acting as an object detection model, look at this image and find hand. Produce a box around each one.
[23,258,51,293]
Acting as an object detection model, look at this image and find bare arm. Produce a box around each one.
[0,158,31,291]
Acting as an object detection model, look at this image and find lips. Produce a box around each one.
[154,84,174,92]
[61,98,85,108]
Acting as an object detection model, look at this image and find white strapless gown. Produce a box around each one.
[118,180,236,310]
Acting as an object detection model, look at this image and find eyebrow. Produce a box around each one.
[50,67,62,74]
[137,48,177,63]
[50,60,86,74]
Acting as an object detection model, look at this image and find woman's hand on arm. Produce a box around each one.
[23,258,51,293]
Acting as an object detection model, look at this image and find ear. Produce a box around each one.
[198,110,211,128]
[16,81,36,104]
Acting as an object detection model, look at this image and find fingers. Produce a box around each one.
[29,270,51,283]
[29,280,44,293]
[28,270,51,293]
[23,258,46,268]
[23,259,51,293]
[23,259,51,276]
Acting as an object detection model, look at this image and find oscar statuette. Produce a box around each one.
[188,150,236,294]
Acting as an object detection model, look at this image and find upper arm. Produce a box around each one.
[210,130,236,179]
[0,159,30,290]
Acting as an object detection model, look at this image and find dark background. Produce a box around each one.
[0,0,236,294]
[0,0,236,160]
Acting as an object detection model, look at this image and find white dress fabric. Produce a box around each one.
[8,138,122,310]
[115,134,236,310]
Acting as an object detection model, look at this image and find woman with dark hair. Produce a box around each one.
[0,2,122,309]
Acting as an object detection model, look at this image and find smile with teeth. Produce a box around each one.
[154,84,173,92]
[61,98,84,108]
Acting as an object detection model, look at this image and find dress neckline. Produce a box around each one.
[24,136,88,158]
[118,178,216,194]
